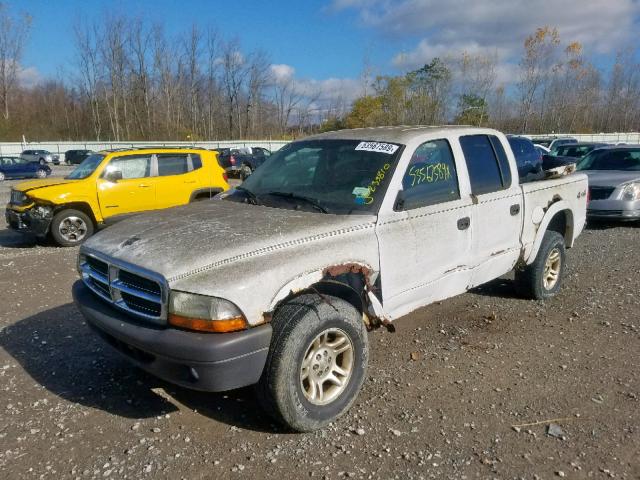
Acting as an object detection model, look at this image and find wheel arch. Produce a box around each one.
[266,263,381,328]
[525,201,575,265]
[53,202,99,228]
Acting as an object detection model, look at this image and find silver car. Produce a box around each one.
[20,149,60,165]
[578,146,640,221]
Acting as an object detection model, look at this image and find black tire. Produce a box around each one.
[50,209,94,247]
[39,158,46,165]
[515,230,566,300]
[256,294,368,432]
[35,168,47,178]
[0,171,5,182]
[240,165,252,181]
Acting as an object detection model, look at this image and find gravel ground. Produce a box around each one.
[0,169,638,479]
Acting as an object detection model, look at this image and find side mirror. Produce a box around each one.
[105,170,123,182]
[393,190,406,211]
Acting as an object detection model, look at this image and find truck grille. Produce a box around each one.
[79,252,167,324]
[589,186,615,200]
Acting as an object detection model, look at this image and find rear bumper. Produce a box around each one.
[72,281,272,392]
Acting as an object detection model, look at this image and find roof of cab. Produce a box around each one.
[301,125,499,144]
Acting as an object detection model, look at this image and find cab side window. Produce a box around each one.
[105,155,151,179]
[399,139,460,210]
[460,135,509,195]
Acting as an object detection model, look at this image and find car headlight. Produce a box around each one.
[31,204,53,219]
[621,182,640,201]
[168,291,247,333]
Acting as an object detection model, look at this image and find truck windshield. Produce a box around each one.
[230,139,403,214]
[66,154,105,179]
[577,149,640,171]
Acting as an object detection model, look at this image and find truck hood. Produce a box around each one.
[82,200,377,283]
[584,170,640,187]
[15,178,79,193]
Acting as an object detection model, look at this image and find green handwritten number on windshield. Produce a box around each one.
[362,163,391,205]
[407,163,452,187]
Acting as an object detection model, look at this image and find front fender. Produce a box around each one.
[523,200,575,264]
[266,262,377,312]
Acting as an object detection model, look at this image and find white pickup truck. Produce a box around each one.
[73,126,588,431]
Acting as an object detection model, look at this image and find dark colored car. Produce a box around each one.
[552,142,608,158]
[507,136,544,183]
[212,148,235,170]
[0,156,51,181]
[549,138,578,155]
[236,147,271,180]
[65,149,94,165]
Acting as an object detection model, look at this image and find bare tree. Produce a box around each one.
[0,3,31,120]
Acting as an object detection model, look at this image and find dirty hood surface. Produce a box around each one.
[83,200,377,282]
[584,170,640,187]
[15,178,79,192]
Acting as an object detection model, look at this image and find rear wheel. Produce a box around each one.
[257,294,368,432]
[35,168,47,178]
[240,165,252,181]
[515,231,566,299]
[39,158,46,165]
[0,171,5,181]
[50,209,94,247]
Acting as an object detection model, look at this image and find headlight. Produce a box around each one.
[31,204,53,218]
[168,291,247,333]
[621,182,640,201]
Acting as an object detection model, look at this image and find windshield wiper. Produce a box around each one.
[263,191,329,213]
[235,186,261,205]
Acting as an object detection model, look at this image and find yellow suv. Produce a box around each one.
[5,147,229,246]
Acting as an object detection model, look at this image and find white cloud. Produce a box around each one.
[332,0,640,81]
[270,63,295,83]
[17,65,41,88]
[331,0,639,54]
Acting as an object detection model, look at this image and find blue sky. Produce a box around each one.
[16,0,640,97]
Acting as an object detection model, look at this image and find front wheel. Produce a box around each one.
[515,231,566,299]
[50,209,94,247]
[257,294,368,432]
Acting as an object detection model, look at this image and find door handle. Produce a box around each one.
[457,217,470,230]
[138,184,151,188]
[510,204,521,216]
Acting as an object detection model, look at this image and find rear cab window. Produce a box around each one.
[459,135,512,195]
[156,153,202,176]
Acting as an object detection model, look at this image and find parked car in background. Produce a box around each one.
[534,144,550,156]
[0,157,51,181]
[6,148,229,246]
[553,142,608,158]
[507,135,544,183]
[73,126,587,432]
[21,149,60,165]
[237,147,271,180]
[549,138,577,155]
[213,147,272,178]
[65,149,94,165]
[576,145,640,221]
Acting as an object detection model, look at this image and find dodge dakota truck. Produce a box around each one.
[73,126,588,432]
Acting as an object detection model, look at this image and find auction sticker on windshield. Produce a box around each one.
[355,141,399,155]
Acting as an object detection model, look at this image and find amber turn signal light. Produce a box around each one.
[168,313,247,333]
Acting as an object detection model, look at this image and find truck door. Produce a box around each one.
[376,138,474,319]
[97,154,157,219]
[458,134,523,287]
